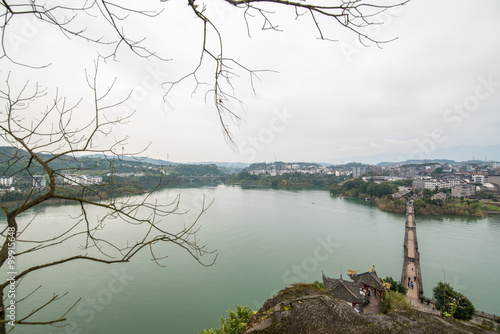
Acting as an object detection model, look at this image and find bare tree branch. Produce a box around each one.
[0,65,216,333]
[0,0,408,144]
[0,1,408,331]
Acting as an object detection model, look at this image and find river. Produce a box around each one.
[2,185,499,333]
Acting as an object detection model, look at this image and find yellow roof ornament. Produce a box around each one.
[347,269,359,276]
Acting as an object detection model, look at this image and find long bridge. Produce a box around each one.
[401,200,424,299]
[180,174,222,183]
[399,201,500,323]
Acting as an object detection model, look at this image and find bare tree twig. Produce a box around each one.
[0,65,217,333]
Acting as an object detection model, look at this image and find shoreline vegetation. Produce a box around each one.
[0,151,226,209]
[0,174,174,208]
[374,196,500,217]
[224,170,346,189]
[0,175,220,209]
[4,166,500,217]
[329,177,500,217]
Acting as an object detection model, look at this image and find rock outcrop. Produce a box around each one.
[243,283,493,334]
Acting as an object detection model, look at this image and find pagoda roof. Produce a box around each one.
[348,270,388,292]
[322,273,364,304]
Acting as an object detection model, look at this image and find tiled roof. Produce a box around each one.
[322,273,364,304]
[348,270,388,292]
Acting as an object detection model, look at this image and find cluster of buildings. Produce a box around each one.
[248,164,395,177]
[247,161,500,199]
[389,176,497,200]
[32,174,104,189]
[249,164,330,176]
[61,174,103,186]
[0,176,15,194]
[410,171,500,198]
[252,160,500,198]
[1,161,157,194]
[248,161,499,180]
[412,177,464,190]
[1,174,104,191]
[245,161,500,201]
[0,176,13,186]
[411,177,474,198]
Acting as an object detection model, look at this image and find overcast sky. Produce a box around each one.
[1,0,500,164]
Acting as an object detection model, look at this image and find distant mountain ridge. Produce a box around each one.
[377,159,456,167]
[325,144,500,165]
[2,144,498,173]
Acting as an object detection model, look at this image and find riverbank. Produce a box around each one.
[330,177,500,217]
[225,180,330,190]
[373,196,500,217]
[224,170,344,189]
[0,176,174,210]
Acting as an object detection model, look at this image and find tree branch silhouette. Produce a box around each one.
[0,64,216,333]
[0,0,408,143]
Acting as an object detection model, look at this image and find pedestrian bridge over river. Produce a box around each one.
[180,174,222,183]
[401,201,424,299]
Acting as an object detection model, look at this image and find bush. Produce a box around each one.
[380,291,410,314]
[199,305,254,334]
[383,276,408,295]
[432,282,475,321]
[313,280,324,289]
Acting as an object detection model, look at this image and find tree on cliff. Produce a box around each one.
[433,282,475,321]
[0,0,408,332]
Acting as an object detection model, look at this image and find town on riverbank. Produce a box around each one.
[228,161,500,217]
[3,146,500,333]
[2,148,499,216]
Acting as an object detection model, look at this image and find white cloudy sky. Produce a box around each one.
[1,0,500,164]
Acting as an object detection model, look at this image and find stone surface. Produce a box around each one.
[243,283,494,334]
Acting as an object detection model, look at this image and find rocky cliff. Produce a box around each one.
[243,283,493,334]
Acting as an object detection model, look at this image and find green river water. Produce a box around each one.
[2,185,500,333]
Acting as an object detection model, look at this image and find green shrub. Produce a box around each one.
[383,276,408,295]
[199,305,254,334]
[432,282,475,321]
[380,291,410,313]
[313,280,324,289]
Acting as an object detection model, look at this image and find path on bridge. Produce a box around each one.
[401,201,423,300]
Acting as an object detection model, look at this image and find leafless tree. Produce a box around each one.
[0,63,216,333]
[0,0,409,143]
[0,0,408,332]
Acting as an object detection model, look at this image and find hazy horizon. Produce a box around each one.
[2,0,499,165]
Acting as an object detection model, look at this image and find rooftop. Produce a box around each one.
[322,273,364,304]
[347,266,389,292]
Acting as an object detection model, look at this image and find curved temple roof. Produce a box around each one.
[348,269,389,292]
[322,273,364,304]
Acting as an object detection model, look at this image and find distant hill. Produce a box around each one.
[377,159,457,167]
[0,147,226,177]
[326,144,500,165]
[119,155,178,166]
[3,144,498,173]
[0,146,28,159]
[192,162,247,174]
[193,161,250,169]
